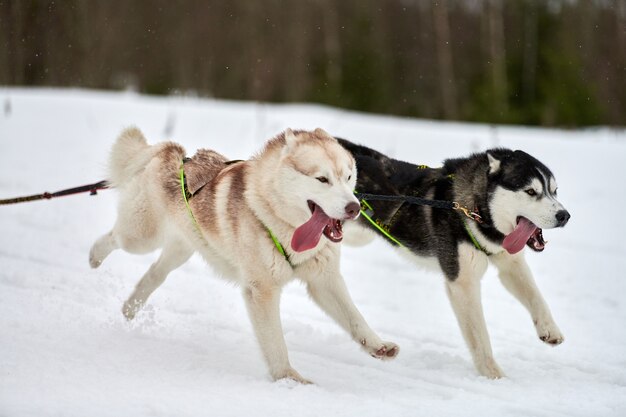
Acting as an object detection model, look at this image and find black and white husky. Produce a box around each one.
[338,139,570,379]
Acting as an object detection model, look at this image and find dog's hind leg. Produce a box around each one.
[122,241,193,320]
[304,267,399,360]
[491,251,564,345]
[445,244,504,379]
[89,231,118,268]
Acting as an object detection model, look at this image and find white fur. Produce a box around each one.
[274,130,358,224]
[453,177,567,378]
[89,128,398,384]
[487,153,501,174]
[490,180,566,233]
[344,153,567,379]
[442,243,564,379]
[490,251,564,346]
[342,221,377,247]
[445,243,504,378]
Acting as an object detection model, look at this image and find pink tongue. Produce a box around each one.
[502,217,538,254]
[291,207,331,252]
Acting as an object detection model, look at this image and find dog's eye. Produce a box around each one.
[526,189,537,196]
[347,175,352,181]
[316,176,329,184]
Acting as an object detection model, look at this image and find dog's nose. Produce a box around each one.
[555,210,570,227]
[345,202,361,219]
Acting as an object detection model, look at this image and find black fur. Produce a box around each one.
[338,138,546,281]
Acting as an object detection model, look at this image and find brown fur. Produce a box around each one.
[226,163,247,234]
[186,149,228,194]
[90,127,397,384]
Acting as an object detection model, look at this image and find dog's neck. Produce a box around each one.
[245,148,301,246]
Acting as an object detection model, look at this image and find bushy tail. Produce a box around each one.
[108,127,155,188]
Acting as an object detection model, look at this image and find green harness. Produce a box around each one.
[179,162,293,267]
[358,197,405,247]
[180,159,487,266]
[357,193,490,255]
[265,227,293,267]
[180,164,203,235]
[461,217,489,254]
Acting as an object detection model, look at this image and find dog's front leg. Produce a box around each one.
[304,266,399,360]
[491,251,564,345]
[445,244,504,379]
[242,281,311,384]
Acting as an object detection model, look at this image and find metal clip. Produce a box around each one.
[453,202,483,223]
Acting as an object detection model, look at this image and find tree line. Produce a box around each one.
[1,0,625,127]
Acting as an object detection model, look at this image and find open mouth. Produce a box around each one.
[502,216,546,254]
[307,200,344,243]
[290,200,343,252]
[527,224,546,252]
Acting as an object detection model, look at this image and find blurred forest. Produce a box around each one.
[1,0,625,127]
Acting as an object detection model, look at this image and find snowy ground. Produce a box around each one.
[1,88,625,417]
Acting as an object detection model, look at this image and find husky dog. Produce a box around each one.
[338,139,570,379]
[89,128,398,383]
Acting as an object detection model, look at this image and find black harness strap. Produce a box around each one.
[354,193,456,210]
[224,159,245,165]
[0,180,109,205]
[354,191,489,254]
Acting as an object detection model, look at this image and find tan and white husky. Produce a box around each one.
[89,127,399,383]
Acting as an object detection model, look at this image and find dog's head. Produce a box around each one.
[486,149,570,254]
[274,128,359,252]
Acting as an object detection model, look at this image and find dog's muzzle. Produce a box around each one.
[555,210,570,227]
[344,202,360,220]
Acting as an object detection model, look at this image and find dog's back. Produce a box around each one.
[105,128,228,255]
[337,137,569,379]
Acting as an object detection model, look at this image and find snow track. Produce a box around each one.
[1,88,625,416]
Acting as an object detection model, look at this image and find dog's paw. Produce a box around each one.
[477,359,506,379]
[273,368,313,385]
[88,250,102,269]
[539,329,564,345]
[535,320,564,346]
[122,300,141,321]
[363,340,400,360]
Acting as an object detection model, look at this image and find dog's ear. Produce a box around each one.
[487,152,501,174]
[314,127,332,140]
[284,128,299,149]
